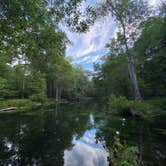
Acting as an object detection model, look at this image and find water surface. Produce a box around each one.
[0,108,165,166]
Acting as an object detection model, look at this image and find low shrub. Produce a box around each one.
[109,136,143,166]
[108,95,130,112]
[0,99,31,109]
[0,99,37,112]
[107,94,154,117]
[30,93,47,102]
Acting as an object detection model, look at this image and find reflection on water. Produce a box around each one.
[89,114,94,126]
[0,109,165,166]
[64,114,109,166]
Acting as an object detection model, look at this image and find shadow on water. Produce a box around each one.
[0,105,166,166]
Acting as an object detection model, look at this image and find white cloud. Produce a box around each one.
[65,0,161,69]
[75,54,102,64]
[66,15,116,59]
[64,128,109,166]
[148,0,163,7]
[64,141,108,166]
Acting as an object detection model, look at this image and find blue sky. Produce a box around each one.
[65,0,162,71]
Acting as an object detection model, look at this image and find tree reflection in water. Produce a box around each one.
[0,110,166,166]
[0,110,89,166]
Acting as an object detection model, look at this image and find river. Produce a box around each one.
[0,106,165,165]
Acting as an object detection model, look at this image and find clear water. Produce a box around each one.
[0,107,165,166]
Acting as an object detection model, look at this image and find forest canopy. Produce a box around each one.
[0,0,92,101]
[0,0,165,103]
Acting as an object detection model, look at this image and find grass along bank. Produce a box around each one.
[107,95,166,118]
[0,99,60,113]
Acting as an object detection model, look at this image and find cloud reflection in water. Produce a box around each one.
[64,114,109,166]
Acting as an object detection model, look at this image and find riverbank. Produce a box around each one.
[0,99,165,165]
[0,99,59,113]
[107,95,166,119]
[0,97,166,116]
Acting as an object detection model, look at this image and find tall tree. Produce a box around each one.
[95,0,150,100]
[66,0,151,99]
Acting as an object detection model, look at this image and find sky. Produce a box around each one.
[65,0,162,71]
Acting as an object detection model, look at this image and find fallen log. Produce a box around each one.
[0,107,17,112]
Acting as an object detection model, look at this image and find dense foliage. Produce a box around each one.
[0,0,92,102]
[93,5,166,101]
[0,1,166,166]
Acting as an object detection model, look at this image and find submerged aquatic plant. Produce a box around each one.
[109,136,143,166]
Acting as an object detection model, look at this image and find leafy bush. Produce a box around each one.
[0,99,33,110]
[109,136,143,166]
[108,95,130,112]
[30,93,47,102]
[146,98,166,110]
[107,94,153,116]
[129,100,152,114]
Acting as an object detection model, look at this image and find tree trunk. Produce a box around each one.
[55,86,59,114]
[121,22,142,100]
[59,88,62,103]
[21,77,25,99]
[47,80,51,98]
[56,87,59,103]
[127,55,142,100]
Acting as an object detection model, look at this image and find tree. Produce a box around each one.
[27,72,47,102]
[62,0,152,99]
[0,0,76,101]
[94,0,150,100]
[46,55,75,101]
[135,16,166,60]
[12,64,27,99]
[0,0,84,69]
[104,55,130,97]
[71,66,91,101]
[134,12,166,97]
[0,0,51,60]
